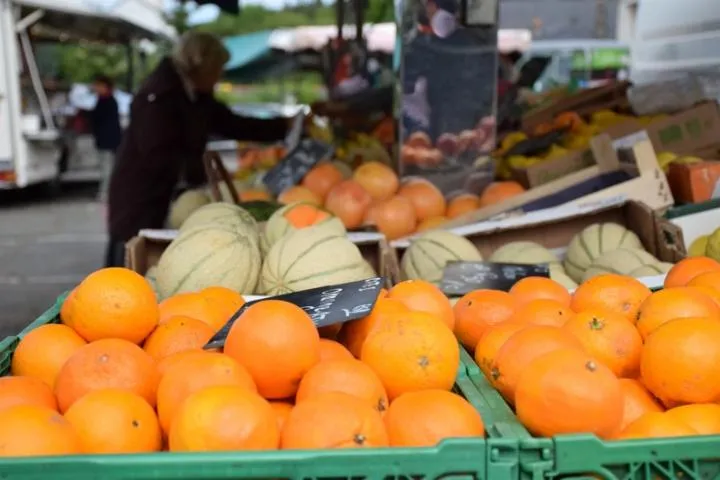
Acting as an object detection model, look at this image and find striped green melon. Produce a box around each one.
[155,224,261,298]
[168,189,210,229]
[258,224,369,295]
[400,230,482,283]
[265,202,346,250]
[549,263,577,290]
[179,202,258,242]
[629,262,673,278]
[564,223,644,282]
[581,247,660,282]
[489,241,559,265]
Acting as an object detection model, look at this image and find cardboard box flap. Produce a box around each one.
[138,229,386,245]
[391,195,628,248]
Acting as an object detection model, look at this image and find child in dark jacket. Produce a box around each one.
[91,75,122,202]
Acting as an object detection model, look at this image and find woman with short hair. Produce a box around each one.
[105,31,290,268]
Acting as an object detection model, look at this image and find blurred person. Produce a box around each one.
[91,75,122,202]
[105,31,290,268]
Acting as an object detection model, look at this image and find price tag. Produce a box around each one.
[262,139,334,196]
[440,261,550,296]
[205,277,385,349]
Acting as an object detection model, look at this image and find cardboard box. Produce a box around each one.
[125,230,401,290]
[392,198,686,289]
[511,149,595,189]
[667,161,720,204]
[521,81,630,133]
[443,134,674,228]
[666,199,720,251]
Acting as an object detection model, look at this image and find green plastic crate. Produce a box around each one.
[0,294,520,480]
[462,347,720,479]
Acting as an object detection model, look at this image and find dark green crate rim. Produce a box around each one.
[0,293,525,480]
[664,198,720,219]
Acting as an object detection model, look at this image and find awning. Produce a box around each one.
[12,0,175,43]
[224,30,275,71]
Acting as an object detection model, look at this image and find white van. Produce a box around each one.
[0,0,172,191]
[620,0,720,85]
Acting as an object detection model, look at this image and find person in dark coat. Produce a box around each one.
[91,75,122,202]
[105,31,289,268]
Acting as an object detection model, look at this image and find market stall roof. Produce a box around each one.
[224,30,275,71]
[268,23,396,54]
[13,0,175,43]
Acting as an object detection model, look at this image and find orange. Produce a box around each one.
[224,300,320,400]
[515,349,623,439]
[324,180,372,229]
[371,195,417,240]
[169,385,279,452]
[571,274,651,322]
[361,311,459,400]
[0,405,82,457]
[156,349,208,378]
[509,299,574,327]
[388,280,455,330]
[339,298,408,358]
[617,412,697,440]
[352,161,400,201]
[416,216,448,232]
[397,180,446,221]
[54,338,159,413]
[384,390,484,447]
[60,288,77,328]
[296,359,389,415]
[446,194,481,219]
[158,292,226,332]
[142,315,215,361]
[641,316,720,407]
[281,392,388,449]
[452,289,516,350]
[618,379,664,432]
[474,322,526,379]
[563,309,643,378]
[318,338,354,362]
[64,389,162,454]
[493,325,583,403]
[70,267,158,344]
[278,185,322,206]
[509,276,571,308]
[664,256,720,288]
[11,324,86,388]
[199,286,245,326]
[157,351,257,434]
[664,404,720,435]
[635,287,720,339]
[269,401,294,432]
[479,181,525,207]
[281,203,332,228]
[302,162,345,201]
[0,376,58,412]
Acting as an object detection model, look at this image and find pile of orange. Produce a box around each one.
[0,268,484,457]
[278,161,525,240]
[461,256,720,440]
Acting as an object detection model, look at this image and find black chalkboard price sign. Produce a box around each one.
[440,261,550,296]
[263,139,334,196]
[205,277,385,349]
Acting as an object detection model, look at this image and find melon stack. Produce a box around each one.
[398,222,672,291]
[153,201,376,300]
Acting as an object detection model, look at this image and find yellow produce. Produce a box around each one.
[656,152,678,172]
[705,228,720,262]
[501,132,528,152]
[689,235,710,257]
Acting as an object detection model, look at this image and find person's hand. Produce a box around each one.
[403,77,430,128]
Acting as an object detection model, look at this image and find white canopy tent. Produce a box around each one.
[266,23,532,55]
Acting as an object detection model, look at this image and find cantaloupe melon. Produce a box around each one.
[564,223,644,282]
[155,224,261,298]
[179,203,258,243]
[144,266,159,296]
[549,263,578,290]
[489,241,559,265]
[689,235,709,257]
[360,260,378,277]
[258,224,370,295]
[264,202,346,250]
[581,247,660,282]
[629,262,673,278]
[400,230,482,283]
[168,189,210,229]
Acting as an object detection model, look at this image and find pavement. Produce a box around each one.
[0,184,105,337]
